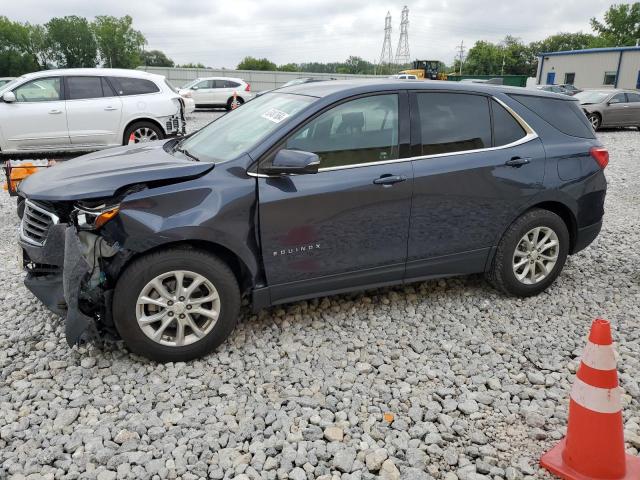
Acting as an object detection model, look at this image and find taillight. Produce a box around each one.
[245,83,251,92]
[590,146,609,169]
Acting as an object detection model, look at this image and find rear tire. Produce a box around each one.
[123,121,165,146]
[226,96,244,111]
[486,209,569,297]
[113,248,241,362]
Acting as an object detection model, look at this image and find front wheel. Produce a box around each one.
[486,209,569,297]
[123,121,165,145]
[226,96,244,111]
[113,248,241,362]
[587,113,601,131]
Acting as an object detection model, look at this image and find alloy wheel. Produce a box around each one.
[512,227,559,285]
[136,270,220,347]
[130,127,159,144]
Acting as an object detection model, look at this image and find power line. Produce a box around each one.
[378,11,393,75]
[394,6,410,66]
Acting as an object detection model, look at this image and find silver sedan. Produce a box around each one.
[576,89,640,130]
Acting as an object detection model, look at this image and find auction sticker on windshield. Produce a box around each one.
[261,108,290,123]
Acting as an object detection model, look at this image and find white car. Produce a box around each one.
[179,77,254,110]
[390,74,418,80]
[0,68,187,154]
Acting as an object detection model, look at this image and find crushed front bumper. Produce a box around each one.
[20,225,121,345]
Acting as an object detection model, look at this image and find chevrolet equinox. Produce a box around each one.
[17,80,608,361]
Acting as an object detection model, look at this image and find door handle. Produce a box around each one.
[505,157,531,167]
[48,109,62,115]
[373,174,407,185]
[104,106,118,111]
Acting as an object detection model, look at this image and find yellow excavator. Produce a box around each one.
[399,60,447,80]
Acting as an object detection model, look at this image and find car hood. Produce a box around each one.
[19,141,215,202]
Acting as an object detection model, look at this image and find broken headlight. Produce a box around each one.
[73,203,120,230]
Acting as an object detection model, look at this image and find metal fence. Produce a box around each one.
[138,66,383,92]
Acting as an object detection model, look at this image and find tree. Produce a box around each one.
[278,63,298,72]
[531,32,608,55]
[462,41,504,75]
[0,16,40,76]
[45,16,97,68]
[591,3,640,46]
[176,62,206,68]
[237,56,276,71]
[92,15,146,68]
[141,49,174,67]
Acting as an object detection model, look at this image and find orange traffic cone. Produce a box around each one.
[128,132,136,144]
[540,318,640,480]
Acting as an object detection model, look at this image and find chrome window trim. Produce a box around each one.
[20,200,59,247]
[248,94,538,177]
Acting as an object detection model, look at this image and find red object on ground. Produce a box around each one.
[128,132,136,144]
[540,318,640,480]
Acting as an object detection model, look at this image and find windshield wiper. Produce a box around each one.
[175,146,200,162]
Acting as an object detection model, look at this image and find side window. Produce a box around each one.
[416,93,491,155]
[492,100,526,146]
[213,80,227,88]
[101,77,116,97]
[610,93,626,104]
[13,77,62,102]
[66,76,104,100]
[109,77,160,95]
[627,92,640,103]
[285,94,399,169]
[224,80,240,88]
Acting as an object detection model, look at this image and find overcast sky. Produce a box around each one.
[5,0,612,67]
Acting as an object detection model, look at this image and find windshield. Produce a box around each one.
[574,91,609,104]
[181,79,200,89]
[282,78,308,87]
[177,92,316,162]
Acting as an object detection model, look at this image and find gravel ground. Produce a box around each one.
[0,120,639,480]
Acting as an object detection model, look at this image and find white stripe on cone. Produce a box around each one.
[571,377,622,414]
[581,341,617,371]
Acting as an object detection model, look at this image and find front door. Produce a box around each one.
[65,76,123,147]
[406,92,546,279]
[190,80,216,105]
[1,76,69,150]
[546,72,556,84]
[258,93,413,303]
[604,93,629,126]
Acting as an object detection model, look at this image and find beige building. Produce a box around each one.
[537,46,640,90]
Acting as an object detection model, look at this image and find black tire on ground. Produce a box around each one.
[486,209,570,297]
[588,113,601,131]
[225,96,244,111]
[122,121,165,146]
[113,248,241,362]
[16,198,25,219]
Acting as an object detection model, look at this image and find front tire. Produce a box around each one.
[486,209,569,297]
[123,121,165,145]
[587,113,601,131]
[113,248,241,362]
[226,96,244,111]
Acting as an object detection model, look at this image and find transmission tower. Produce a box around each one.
[394,6,410,67]
[378,12,393,74]
[456,40,466,75]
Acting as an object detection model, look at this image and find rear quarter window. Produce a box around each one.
[509,94,595,139]
[109,77,160,96]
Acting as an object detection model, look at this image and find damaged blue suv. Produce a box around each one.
[17,80,607,361]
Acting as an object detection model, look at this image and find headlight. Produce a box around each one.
[73,204,120,230]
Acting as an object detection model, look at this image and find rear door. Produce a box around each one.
[0,76,69,150]
[406,92,546,280]
[65,76,123,147]
[626,92,640,126]
[258,92,413,303]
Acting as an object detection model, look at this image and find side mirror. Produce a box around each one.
[263,149,319,175]
[191,86,199,90]
[2,91,16,103]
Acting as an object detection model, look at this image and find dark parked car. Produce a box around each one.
[18,80,608,361]
[575,89,640,130]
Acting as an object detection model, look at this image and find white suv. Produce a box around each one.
[179,77,254,110]
[0,68,187,154]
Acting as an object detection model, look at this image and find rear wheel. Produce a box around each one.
[486,209,569,297]
[226,96,244,111]
[123,121,165,145]
[587,113,601,131]
[113,248,241,362]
